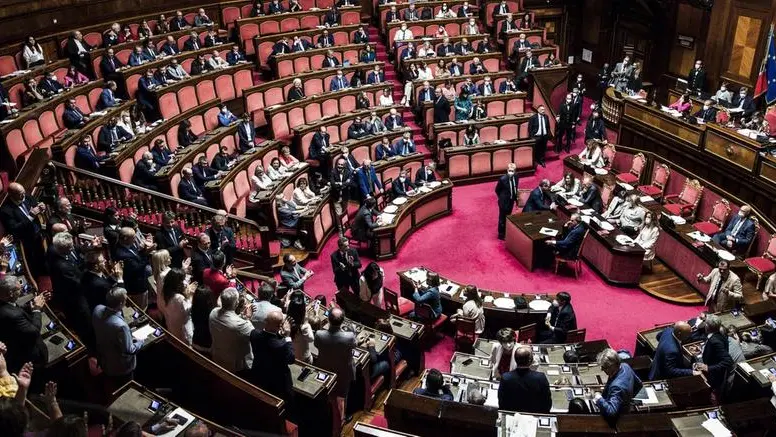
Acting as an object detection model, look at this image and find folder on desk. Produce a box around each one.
[539,227,558,237]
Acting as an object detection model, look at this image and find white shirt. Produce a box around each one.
[293,186,318,205]
[23,45,45,66]
[251,174,273,194]
[417,68,433,80]
[379,94,394,106]
[74,39,87,54]
[395,29,414,43]
[578,147,603,168]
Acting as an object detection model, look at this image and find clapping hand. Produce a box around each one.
[13,362,34,390]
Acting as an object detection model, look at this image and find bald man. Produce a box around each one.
[711,204,756,254]
[315,308,357,426]
[648,321,700,380]
[497,346,551,413]
[249,310,295,403]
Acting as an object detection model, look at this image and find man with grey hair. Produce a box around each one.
[47,231,93,344]
[114,227,150,309]
[178,167,209,206]
[547,213,586,260]
[92,287,144,387]
[209,287,253,374]
[0,275,48,371]
[522,179,553,212]
[466,383,487,405]
[191,233,213,282]
[495,163,519,240]
[315,308,356,429]
[695,314,733,398]
[131,151,159,191]
[594,348,642,422]
[208,212,235,265]
[697,260,743,312]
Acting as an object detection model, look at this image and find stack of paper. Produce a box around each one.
[379,213,396,224]
[403,268,428,283]
[701,419,732,437]
[639,195,655,203]
[539,227,559,236]
[132,324,156,341]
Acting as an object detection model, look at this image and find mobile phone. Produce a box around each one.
[297,368,312,381]
[65,340,76,351]
[316,372,327,382]
[751,329,759,337]
[148,400,161,412]
[573,388,584,396]
[731,309,740,317]
[461,358,474,366]
[380,334,389,341]
[46,321,56,330]
[561,365,571,373]
[132,311,140,320]
[706,411,718,420]
[352,350,360,358]
[769,367,776,376]
[653,383,664,391]
[171,414,188,426]
[153,328,163,337]
[49,335,65,346]
[538,418,551,427]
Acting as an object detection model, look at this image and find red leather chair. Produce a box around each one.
[415,303,448,345]
[615,152,646,184]
[745,232,776,289]
[637,163,670,200]
[693,199,731,236]
[664,178,704,219]
[517,323,537,343]
[565,328,587,343]
[454,318,477,352]
[384,288,413,317]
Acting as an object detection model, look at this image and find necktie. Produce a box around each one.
[19,203,33,221]
[402,142,408,155]
[110,128,118,144]
[110,58,115,68]
[510,177,515,198]
[731,218,744,237]
[538,116,545,135]
[194,42,198,50]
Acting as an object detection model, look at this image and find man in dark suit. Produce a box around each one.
[455,39,473,56]
[155,211,188,268]
[695,314,734,398]
[415,162,436,185]
[648,322,698,380]
[131,152,159,191]
[97,81,120,110]
[556,93,575,153]
[81,250,122,312]
[97,117,133,154]
[169,11,190,31]
[226,46,246,65]
[367,67,384,85]
[309,125,331,164]
[46,231,93,346]
[693,100,717,123]
[193,156,219,188]
[272,37,291,58]
[538,291,577,344]
[347,117,368,140]
[403,3,419,21]
[528,105,551,167]
[436,39,455,57]
[323,6,341,27]
[594,348,643,423]
[400,43,416,60]
[268,0,285,14]
[731,87,756,118]
[330,158,352,225]
[517,50,538,81]
[137,70,160,119]
[330,70,349,91]
[500,77,518,93]
[687,60,706,94]
[322,51,339,69]
[39,72,64,98]
[151,139,172,167]
[291,36,311,53]
[65,31,92,75]
[392,132,415,156]
[178,168,209,206]
[711,205,755,253]
[499,14,517,40]
[392,169,416,197]
[190,233,215,282]
[330,237,362,294]
[62,98,89,129]
[250,311,295,404]
[547,213,586,260]
[497,346,551,413]
[431,89,451,124]
[318,30,335,48]
[236,113,256,153]
[161,36,180,56]
[0,183,46,267]
[522,180,551,212]
[579,177,603,213]
[495,164,519,240]
[353,26,369,44]
[457,1,473,17]
[46,197,84,239]
[478,77,496,96]
[183,31,202,51]
[208,213,236,266]
[351,197,379,241]
[355,160,383,201]
[385,109,404,130]
[74,137,107,171]
[585,110,605,141]
[100,48,124,81]
[0,275,49,372]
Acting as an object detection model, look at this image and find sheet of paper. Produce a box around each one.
[132,324,156,341]
[545,369,560,376]
[619,183,634,190]
[580,208,595,215]
[440,282,460,296]
[539,227,558,236]
[738,362,755,374]
[635,387,660,404]
[758,368,772,378]
[701,419,732,437]
[379,213,396,224]
[639,195,654,203]
[512,413,538,437]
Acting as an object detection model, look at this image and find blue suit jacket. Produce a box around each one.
[330,76,349,91]
[97,88,117,109]
[392,139,415,156]
[648,327,694,380]
[218,112,238,127]
[361,51,376,63]
[555,223,585,259]
[596,363,643,420]
[74,146,102,171]
[720,214,755,251]
[128,52,149,67]
[367,71,385,84]
[522,187,549,212]
[226,51,245,65]
[178,178,203,201]
[151,147,172,167]
[137,76,160,109]
[161,43,179,56]
[62,107,86,129]
[498,369,552,413]
[356,166,383,198]
[375,144,394,160]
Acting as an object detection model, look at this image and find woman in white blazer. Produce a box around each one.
[635,211,660,261]
[578,140,604,168]
[551,173,581,198]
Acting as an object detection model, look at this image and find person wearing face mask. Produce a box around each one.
[693,99,717,123]
[711,82,733,107]
[97,116,133,154]
[555,94,575,154]
[495,163,519,240]
[731,87,756,118]
[393,132,415,156]
[528,104,550,167]
[687,59,706,94]
[367,112,387,135]
[617,194,646,236]
[355,159,383,202]
[584,110,606,141]
[385,108,404,130]
[489,328,518,379]
[635,211,660,263]
[392,170,415,197]
[347,116,368,140]
[522,179,552,212]
[217,105,238,127]
[393,24,414,47]
[330,69,349,91]
[594,349,643,423]
[710,205,755,253]
[131,152,159,191]
[537,292,577,344]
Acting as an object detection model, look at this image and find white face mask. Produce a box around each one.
[552,299,559,307]
[502,342,515,351]
[739,211,746,217]
[399,177,406,182]
[507,171,515,176]
[721,87,726,92]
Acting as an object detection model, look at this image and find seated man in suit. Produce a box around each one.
[211,145,234,172]
[648,321,699,380]
[415,162,436,185]
[97,81,121,110]
[711,205,755,254]
[330,70,350,91]
[97,117,133,154]
[38,71,64,98]
[62,98,90,129]
[546,213,585,260]
[578,176,603,213]
[413,368,454,400]
[318,29,336,48]
[267,0,285,14]
[226,46,247,65]
[166,59,189,81]
[522,179,552,212]
[128,46,150,67]
[351,196,380,242]
[499,13,517,39]
[291,35,311,53]
[385,108,404,130]
[271,37,291,58]
[178,167,209,206]
[151,139,172,167]
[161,36,180,56]
[218,105,238,127]
[498,346,551,413]
[537,291,577,344]
[0,274,49,372]
[693,99,717,123]
[367,66,385,85]
[193,156,220,188]
[469,57,488,75]
[322,50,340,69]
[74,136,108,170]
[100,48,124,80]
[455,38,473,55]
[347,116,368,140]
[355,159,383,201]
[392,169,415,197]
[183,31,202,51]
[594,349,643,423]
[436,38,455,57]
[131,152,159,191]
[393,132,415,156]
[375,137,394,161]
[411,271,443,319]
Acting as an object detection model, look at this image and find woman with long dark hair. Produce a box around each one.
[359,262,384,307]
[191,284,216,353]
[161,268,196,345]
[452,285,485,334]
[286,290,314,363]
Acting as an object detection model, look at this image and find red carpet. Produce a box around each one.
[296,101,705,372]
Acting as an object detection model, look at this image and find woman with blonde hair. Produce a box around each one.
[151,249,172,298]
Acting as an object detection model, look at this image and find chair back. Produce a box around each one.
[384,288,401,315]
[517,323,536,343]
[652,163,670,191]
[629,153,646,177]
[707,199,731,227]
[601,183,615,208]
[455,318,476,339]
[602,143,616,169]
[764,233,776,260]
[414,303,435,321]
[679,178,704,207]
[746,217,760,257]
[565,328,586,343]
[575,230,589,258]
[517,189,531,207]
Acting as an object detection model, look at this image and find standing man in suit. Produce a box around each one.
[711,205,755,254]
[81,251,123,312]
[697,260,743,312]
[522,180,552,212]
[556,94,575,154]
[546,213,586,260]
[0,275,48,372]
[594,349,643,423]
[428,86,446,121]
[330,158,352,226]
[695,314,734,399]
[495,164,519,240]
[114,227,151,309]
[131,152,159,191]
[208,213,236,266]
[528,105,551,167]
[0,183,46,274]
[155,211,187,268]
[250,310,296,409]
[93,287,146,388]
[687,60,706,94]
[610,56,633,92]
[280,253,313,290]
[65,31,92,75]
[585,110,605,141]
[648,321,699,380]
[237,112,256,153]
[537,291,577,344]
[355,159,383,202]
[191,233,214,282]
[497,346,551,413]
[331,237,361,294]
[315,308,357,428]
[578,176,603,213]
[62,98,89,129]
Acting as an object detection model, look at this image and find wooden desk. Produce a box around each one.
[450,352,494,380]
[373,179,453,260]
[385,389,499,437]
[271,43,368,78]
[434,113,532,147]
[297,192,336,256]
[398,267,557,332]
[376,0,473,27]
[505,211,563,272]
[401,52,503,75]
[473,339,610,364]
[252,25,361,67]
[621,101,705,153]
[385,17,472,42]
[734,352,776,388]
[420,92,527,137]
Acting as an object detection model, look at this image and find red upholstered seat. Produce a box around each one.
[616,172,638,184]
[639,185,662,196]
[637,163,670,199]
[664,178,704,218]
[384,288,412,316]
[692,222,721,236]
[616,152,645,184]
[746,257,775,272]
[693,199,730,236]
[746,234,776,288]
